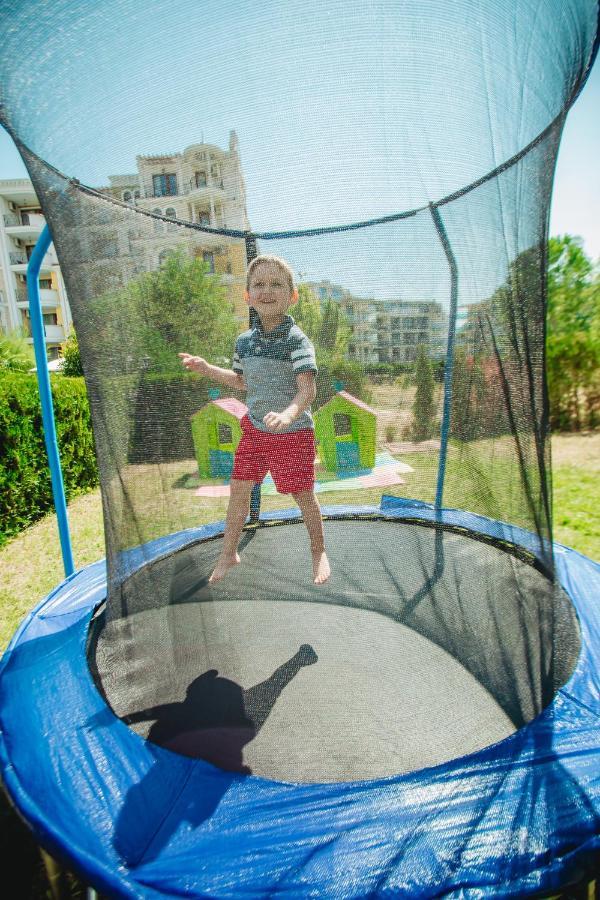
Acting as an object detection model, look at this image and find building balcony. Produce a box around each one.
[16,287,60,308]
[0,180,38,205]
[10,253,57,274]
[25,323,65,344]
[184,176,226,199]
[4,212,45,241]
[9,251,27,265]
[44,324,65,343]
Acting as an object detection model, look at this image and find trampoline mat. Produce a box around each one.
[90,519,580,783]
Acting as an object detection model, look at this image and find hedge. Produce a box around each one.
[0,373,98,545]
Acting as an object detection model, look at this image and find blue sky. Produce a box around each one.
[0,0,598,274]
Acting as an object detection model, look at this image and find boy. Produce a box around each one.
[179,254,330,585]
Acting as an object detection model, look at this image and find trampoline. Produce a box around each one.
[1,0,600,896]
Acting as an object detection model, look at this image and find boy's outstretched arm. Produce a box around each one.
[263,371,316,432]
[178,353,245,391]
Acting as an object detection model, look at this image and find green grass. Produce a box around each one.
[0,435,598,653]
[552,465,600,559]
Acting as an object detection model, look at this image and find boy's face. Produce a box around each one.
[247,263,296,320]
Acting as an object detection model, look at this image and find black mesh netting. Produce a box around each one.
[1,0,598,783]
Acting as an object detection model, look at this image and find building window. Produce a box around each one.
[203,251,215,273]
[152,209,164,233]
[198,211,210,226]
[333,413,352,436]
[39,278,52,290]
[165,207,178,232]
[218,423,233,445]
[42,312,58,326]
[153,173,177,197]
[159,249,175,266]
[195,171,207,188]
[123,191,132,202]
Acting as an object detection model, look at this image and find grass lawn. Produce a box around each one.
[0,431,597,899]
[0,432,598,654]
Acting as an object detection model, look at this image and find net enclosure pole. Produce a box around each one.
[430,204,459,511]
[27,224,75,578]
[245,232,262,523]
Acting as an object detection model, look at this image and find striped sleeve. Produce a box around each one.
[290,335,317,373]
[232,340,243,374]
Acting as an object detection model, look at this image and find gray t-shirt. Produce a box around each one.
[232,315,317,432]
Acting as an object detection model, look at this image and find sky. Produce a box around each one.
[0,0,598,272]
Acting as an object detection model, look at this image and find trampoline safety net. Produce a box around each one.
[1,0,598,818]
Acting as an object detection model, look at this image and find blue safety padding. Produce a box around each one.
[1,507,600,898]
[380,494,435,511]
[209,449,234,477]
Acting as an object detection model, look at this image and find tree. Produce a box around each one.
[410,345,437,441]
[547,235,600,430]
[87,250,239,376]
[0,329,35,372]
[61,330,84,376]
[293,283,368,403]
[294,285,350,362]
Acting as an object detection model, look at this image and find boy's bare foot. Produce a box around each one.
[312,551,331,585]
[209,553,241,583]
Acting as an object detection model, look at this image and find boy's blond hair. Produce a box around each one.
[246,255,295,293]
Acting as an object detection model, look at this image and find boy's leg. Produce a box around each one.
[292,491,331,585]
[210,479,255,583]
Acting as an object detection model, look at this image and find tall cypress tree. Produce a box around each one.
[410,345,437,441]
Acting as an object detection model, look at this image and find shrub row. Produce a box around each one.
[0,373,98,545]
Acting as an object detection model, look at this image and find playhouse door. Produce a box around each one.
[335,441,360,470]
[209,450,234,477]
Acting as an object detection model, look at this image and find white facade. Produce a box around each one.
[366,300,447,363]
[308,280,447,364]
[0,179,72,359]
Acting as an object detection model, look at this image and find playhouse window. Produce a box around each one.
[333,413,352,436]
[218,423,233,444]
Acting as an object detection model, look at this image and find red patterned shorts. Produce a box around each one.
[232,415,316,494]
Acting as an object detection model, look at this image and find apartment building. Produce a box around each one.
[307,279,447,364]
[0,179,71,360]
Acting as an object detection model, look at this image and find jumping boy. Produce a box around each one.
[179,254,331,585]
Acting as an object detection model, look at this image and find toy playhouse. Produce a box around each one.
[314,391,377,472]
[191,397,247,478]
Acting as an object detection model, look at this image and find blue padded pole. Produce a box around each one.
[27,225,75,577]
[430,204,459,511]
[245,233,262,523]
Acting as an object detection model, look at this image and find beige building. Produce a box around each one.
[0,132,252,360]
[0,179,72,360]
[99,131,250,322]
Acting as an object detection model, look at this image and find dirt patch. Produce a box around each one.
[386,441,441,454]
[551,432,600,471]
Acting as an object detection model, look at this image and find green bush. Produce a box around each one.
[61,330,84,377]
[0,329,35,372]
[0,372,98,544]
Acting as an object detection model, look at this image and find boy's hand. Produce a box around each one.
[178,352,209,375]
[263,411,293,432]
